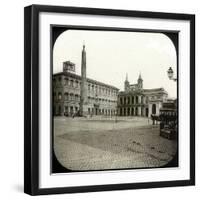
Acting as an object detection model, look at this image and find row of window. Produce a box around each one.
[54,105,79,116]
[54,92,163,106]
[54,105,116,116]
[118,107,147,116]
[118,95,166,105]
[88,96,117,104]
[118,104,157,116]
[87,84,117,96]
[53,77,80,88]
[53,76,117,96]
[119,96,148,105]
[54,92,117,104]
[88,108,116,116]
[53,92,80,101]
[54,104,156,116]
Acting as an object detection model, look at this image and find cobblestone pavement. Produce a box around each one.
[54,116,177,171]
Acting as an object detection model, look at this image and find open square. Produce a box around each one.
[54,116,177,171]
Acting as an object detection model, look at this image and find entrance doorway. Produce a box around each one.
[135,107,138,116]
[152,104,156,114]
[131,108,134,116]
[145,108,149,117]
[94,104,99,115]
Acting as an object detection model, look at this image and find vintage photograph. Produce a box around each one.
[24,5,195,194]
[52,28,178,172]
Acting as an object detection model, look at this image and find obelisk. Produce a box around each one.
[80,43,88,116]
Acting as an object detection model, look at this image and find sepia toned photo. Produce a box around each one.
[52,27,178,173]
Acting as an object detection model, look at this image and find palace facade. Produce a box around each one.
[117,74,168,117]
[53,45,119,116]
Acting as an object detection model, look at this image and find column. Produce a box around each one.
[148,104,152,117]
[143,96,146,104]
[156,103,159,115]
[138,106,141,116]
[138,95,141,104]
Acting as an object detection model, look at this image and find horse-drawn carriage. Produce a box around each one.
[150,100,177,140]
[159,100,177,140]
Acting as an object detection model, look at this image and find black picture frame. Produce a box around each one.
[24,4,195,195]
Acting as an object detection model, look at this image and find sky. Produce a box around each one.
[53,30,177,98]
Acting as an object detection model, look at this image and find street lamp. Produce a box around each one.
[167,67,177,81]
[115,106,118,123]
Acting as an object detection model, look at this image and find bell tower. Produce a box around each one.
[124,73,130,91]
[137,73,143,89]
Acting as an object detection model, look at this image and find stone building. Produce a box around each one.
[53,45,119,116]
[117,74,168,117]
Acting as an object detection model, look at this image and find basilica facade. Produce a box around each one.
[117,74,168,117]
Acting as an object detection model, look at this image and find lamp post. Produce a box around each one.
[164,67,178,140]
[167,67,177,81]
[115,106,118,123]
